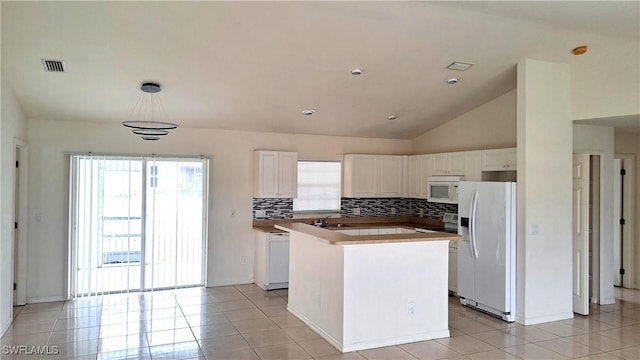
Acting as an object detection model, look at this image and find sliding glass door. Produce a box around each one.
[69,155,207,297]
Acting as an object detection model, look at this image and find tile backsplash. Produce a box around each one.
[340,198,412,217]
[411,199,458,218]
[253,198,294,219]
[253,197,457,220]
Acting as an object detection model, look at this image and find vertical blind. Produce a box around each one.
[293,161,341,212]
[69,154,208,297]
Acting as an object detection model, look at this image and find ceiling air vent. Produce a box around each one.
[42,59,66,72]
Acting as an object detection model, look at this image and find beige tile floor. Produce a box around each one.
[1,286,639,359]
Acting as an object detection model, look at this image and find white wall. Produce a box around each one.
[412,89,516,154]
[615,130,640,289]
[572,41,640,121]
[573,124,615,304]
[0,79,28,334]
[26,119,411,301]
[516,59,573,325]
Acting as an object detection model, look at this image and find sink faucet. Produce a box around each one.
[315,215,331,227]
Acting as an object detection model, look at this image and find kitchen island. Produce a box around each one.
[274,223,461,353]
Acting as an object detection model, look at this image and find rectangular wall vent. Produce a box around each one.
[42,59,66,72]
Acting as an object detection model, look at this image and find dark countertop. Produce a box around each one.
[253,216,446,233]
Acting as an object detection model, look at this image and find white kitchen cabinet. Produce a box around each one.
[406,155,431,198]
[254,150,298,198]
[358,228,380,235]
[449,242,458,293]
[481,148,517,171]
[431,152,465,176]
[464,150,482,181]
[343,155,403,198]
[406,155,421,198]
[377,227,398,235]
[254,231,289,290]
[378,156,403,197]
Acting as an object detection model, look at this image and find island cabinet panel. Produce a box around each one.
[286,230,450,353]
[343,154,403,198]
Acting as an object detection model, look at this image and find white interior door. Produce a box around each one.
[573,153,590,315]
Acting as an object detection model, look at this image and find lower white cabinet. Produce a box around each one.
[449,241,458,293]
[335,227,415,235]
[254,232,289,290]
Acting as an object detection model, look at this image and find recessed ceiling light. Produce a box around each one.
[350,68,363,75]
[387,115,397,121]
[572,45,587,55]
[446,77,459,85]
[446,61,474,71]
[302,109,316,115]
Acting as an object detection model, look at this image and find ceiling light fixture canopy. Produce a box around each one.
[122,82,178,141]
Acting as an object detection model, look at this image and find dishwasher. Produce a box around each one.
[268,233,290,289]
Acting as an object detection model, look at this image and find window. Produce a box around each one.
[293,161,341,212]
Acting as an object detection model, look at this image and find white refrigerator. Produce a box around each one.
[457,181,516,322]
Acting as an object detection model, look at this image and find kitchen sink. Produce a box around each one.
[314,223,351,228]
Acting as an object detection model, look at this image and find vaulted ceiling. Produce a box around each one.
[2,1,638,139]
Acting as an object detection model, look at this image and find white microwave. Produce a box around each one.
[427,176,464,204]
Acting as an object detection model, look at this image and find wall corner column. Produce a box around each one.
[516,59,574,325]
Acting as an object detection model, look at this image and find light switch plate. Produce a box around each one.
[353,208,361,216]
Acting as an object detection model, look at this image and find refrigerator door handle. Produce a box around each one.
[471,191,479,259]
[468,191,476,258]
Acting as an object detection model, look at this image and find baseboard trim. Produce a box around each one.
[516,311,574,325]
[1,317,12,337]
[205,280,253,288]
[27,296,65,304]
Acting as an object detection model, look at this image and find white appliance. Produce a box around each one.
[427,176,464,204]
[457,181,516,322]
[268,233,290,289]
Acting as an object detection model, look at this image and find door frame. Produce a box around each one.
[12,138,29,306]
[573,153,590,315]
[614,154,636,289]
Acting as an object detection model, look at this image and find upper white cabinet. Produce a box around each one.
[406,155,431,198]
[431,152,465,176]
[343,155,403,198]
[254,150,298,198]
[464,150,482,181]
[482,148,517,171]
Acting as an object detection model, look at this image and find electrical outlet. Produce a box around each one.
[408,302,415,314]
[241,256,247,264]
[353,208,361,216]
[255,210,266,218]
[419,209,424,217]
[390,207,397,215]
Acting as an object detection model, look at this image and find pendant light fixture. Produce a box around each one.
[122,82,178,141]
